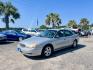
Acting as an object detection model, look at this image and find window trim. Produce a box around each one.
[63,30,73,37]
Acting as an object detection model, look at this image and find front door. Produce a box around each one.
[53,30,67,50]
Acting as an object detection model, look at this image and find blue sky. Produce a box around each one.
[0,0,93,28]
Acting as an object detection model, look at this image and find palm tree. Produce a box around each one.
[67,20,77,28]
[0,1,20,29]
[80,18,89,26]
[45,13,62,28]
[80,18,89,30]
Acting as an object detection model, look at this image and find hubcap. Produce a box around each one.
[19,37,23,41]
[44,47,52,56]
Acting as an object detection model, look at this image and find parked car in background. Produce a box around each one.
[91,30,93,35]
[17,29,79,57]
[79,30,89,37]
[0,33,7,42]
[2,30,31,41]
[21,29,41,36]
[87,30,92,35]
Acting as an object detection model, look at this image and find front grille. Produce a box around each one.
[0,37,5,40]
[20,43,25,47]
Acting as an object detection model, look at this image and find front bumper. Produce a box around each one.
[17,45,42,56]
[0,37,7,41]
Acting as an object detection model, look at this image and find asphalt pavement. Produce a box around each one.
[0,36,93,70]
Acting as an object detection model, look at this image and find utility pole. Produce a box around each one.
[36,18,39,27]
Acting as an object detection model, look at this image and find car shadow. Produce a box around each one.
[0,41,14,45]
[24,44,86,60]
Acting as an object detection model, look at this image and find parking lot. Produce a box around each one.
[0,36,93,70]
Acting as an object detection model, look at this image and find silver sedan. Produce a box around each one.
[17,29,79,57]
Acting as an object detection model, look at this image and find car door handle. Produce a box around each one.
[64,38,66,40]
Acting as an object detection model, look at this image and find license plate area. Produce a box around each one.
[17,48,22,52]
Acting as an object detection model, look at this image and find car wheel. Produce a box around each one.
[19,37,23,41]
[72,40,77,47]
[42,45,53,57]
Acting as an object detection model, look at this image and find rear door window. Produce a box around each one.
[63,30,73,37]
[56,30,65,37]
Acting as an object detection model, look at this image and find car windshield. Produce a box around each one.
[23,29,28,31]
[38,30,57,38]
[30,30,36,32]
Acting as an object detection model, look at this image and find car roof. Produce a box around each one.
[47,29,60,31]
[47,29,73,32]
[3,30,16,33]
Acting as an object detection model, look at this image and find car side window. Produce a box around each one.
[30,30,36,32]
[72,30,78,34]
[56,30,65,37]
[64,30,73,37]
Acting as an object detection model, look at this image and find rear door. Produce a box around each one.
[63,30,75,46]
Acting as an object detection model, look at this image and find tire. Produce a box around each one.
[19,37,23,41]
[41,45,53,57]
[72,40,77,47]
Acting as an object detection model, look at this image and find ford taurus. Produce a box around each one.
[17,29,79,57]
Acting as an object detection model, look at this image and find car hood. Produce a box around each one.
[19,36,50,46]
[0,34,6,37]
[17,33,26,36]
[18,32,31,36]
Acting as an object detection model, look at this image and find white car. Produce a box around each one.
[91,30,93,35]
[17,29,79,57]
[21,29,40,36]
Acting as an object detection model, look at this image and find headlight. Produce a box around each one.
[19,42,37,48]
[20,43,26,47]
[29,43,37,48]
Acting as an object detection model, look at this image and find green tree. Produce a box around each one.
[80,18,89,30]
[0,1,20,29]
[80,18,89,26]
[82,25,89,30]
[67,20,77,28]
[45,13,62,28]
[39,25,48,29]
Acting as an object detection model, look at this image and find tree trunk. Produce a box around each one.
[5,22,9,29]
[52,20,55,28]
[5,15,9,29]
[52,23,55,28]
